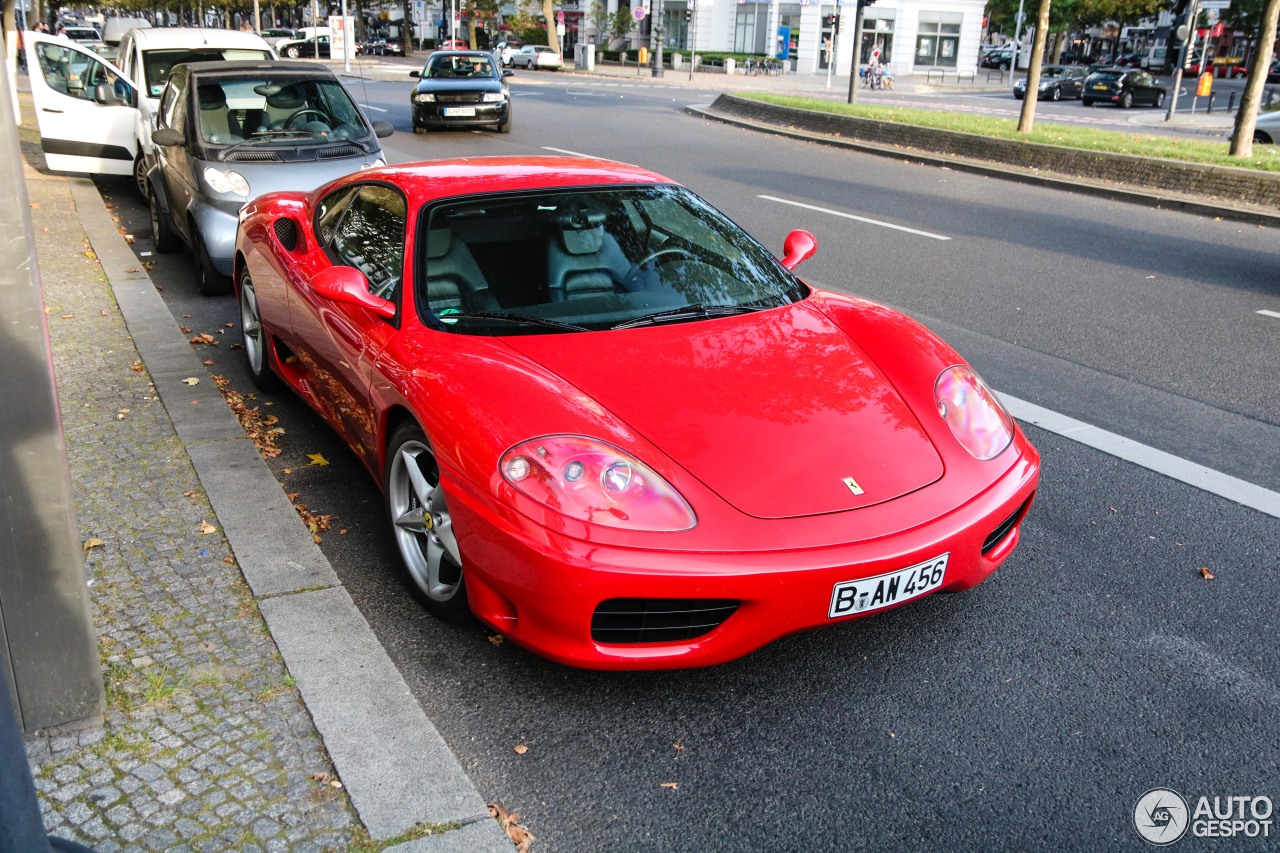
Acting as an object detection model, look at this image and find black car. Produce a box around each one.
[277,34,330,59]
[410,50,512,134]
[981,48,1014,70]
[1081,68,1167,108]
[1014,65,1087,101]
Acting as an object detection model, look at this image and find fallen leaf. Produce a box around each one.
[1200,567,1215,580]
[339,529,348,535]
[489,634,504,647]
[182,377,199,386]
[198,520,217,535]
[488,804,534,853]
[225,322,235,328]
[179,326,192,333]
[307,453,329,466]
[222,556,236,565]
[183,490,197,499]
[83,538,105,553]
[203,359,214,366]
[124,267,140,273]
[60,313,75,319]
[673,740,685,760]
[282,469,292,475]
[189,333,218,346]
[660,782,679,790]
[514,744,528,755]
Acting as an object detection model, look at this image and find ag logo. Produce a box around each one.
[1134,788,1189,845]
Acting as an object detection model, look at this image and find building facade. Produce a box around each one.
[578,0,987,77]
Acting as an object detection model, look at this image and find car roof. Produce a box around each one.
[185,60,334,79]
[428,50,495,58]
[358,156,669,202]
[124,27,273,51]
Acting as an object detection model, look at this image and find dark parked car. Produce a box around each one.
[410,50,512,134]
[1014,65,1087,101]
[277,34,330,58]
[981,48,1014,70]
[1113,52,1145,67]
[1268,60,1280,83]
[1082,68,1167,108]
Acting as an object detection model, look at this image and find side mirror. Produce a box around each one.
[371,121,394,138]
[503,69,514,77]
[312,267,397,319]
[410,70,421,78]
[92,82,126,106]
[151,127,185,147]
[780,229,817,271]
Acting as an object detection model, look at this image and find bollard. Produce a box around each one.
[1207,92,1214,113]
[1228,91,1235,112]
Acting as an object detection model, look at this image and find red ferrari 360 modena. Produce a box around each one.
[233,156,1040,669]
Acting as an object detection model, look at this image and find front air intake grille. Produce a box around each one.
[982,496,1032,555]
[224,151,282,163]
[317,146,362,159]
[591,598,739,644]
[438,93,483,105]
[273,217,298,251]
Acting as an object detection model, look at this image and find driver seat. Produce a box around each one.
[425,229,499,312]
[197,83,242,143]
[546,205,628,301]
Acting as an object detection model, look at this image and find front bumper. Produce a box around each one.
[446,451,1040,670]
[412,102,509,128]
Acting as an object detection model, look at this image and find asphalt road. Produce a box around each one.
[98,72,1280,851]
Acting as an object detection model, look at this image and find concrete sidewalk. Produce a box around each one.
[14,92,514,851]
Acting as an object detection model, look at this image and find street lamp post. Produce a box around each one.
[652,0,665,77]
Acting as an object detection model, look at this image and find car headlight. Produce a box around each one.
[482,92,506,103]
[203,167,250,198]
[414,92,436,103]
[934,366,1014,460]
[500,435,696,532]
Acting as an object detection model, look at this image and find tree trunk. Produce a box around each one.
[542,0,559,54]
[1229,0,1280,156]
[1016,0,1053,134]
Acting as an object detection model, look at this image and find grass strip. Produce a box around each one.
[740,93,1280,173]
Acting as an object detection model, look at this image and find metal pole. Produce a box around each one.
[825,7,838,90]
[1010,0,1026,76]
[847,1,865,103]
[652,0,664,76]
[1165,0,1199,121]
[687,2,696,81]
[341,2,350,72]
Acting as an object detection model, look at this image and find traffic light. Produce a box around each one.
[684,6,692,22]
[823,14,836,29]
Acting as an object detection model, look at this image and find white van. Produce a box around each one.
[101,17,150,47]
[112,27,277,194]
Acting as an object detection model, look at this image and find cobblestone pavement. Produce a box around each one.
[19,137,361,851]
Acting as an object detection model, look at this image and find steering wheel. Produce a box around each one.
[624,247,698,284]
[284,108,328,129]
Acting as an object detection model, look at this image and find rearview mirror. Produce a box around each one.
[780,229,817,271]
[312,267,397,319]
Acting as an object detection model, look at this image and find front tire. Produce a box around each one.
[1051,86,1062,101]
[149,187,180,253]
[385,423,469,620]
[195,228,231,296]
[238,270,282,391]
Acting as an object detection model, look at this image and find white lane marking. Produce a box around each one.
[1257,309,1280,319]
[1002,394,1280,520]
[758,195,952,241]
[542,146,597,158]
[359,103,388,112]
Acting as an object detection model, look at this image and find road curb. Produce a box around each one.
[64,175,512,850]
[685,101,1280,227]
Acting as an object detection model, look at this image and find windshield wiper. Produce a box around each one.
[611,303,766,331]
[440,311,590,332]
[219,129,314,158]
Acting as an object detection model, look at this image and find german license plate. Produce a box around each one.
[443,107,476,116]
[828,554,948,618]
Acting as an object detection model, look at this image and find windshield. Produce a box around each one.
[64,28,101,42]
[423,53,497,78]
[417,185,807,335]
[1091,71,1123,81]
[142,48,273,97]
[195,76,367,146]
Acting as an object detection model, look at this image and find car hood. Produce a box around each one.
[501,301,944,519]
[415,78,505,92]
[202,150,381,205]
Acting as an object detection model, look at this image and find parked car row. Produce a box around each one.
[1012,65,1168,109]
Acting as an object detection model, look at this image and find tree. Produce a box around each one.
[1229,0,1280,156]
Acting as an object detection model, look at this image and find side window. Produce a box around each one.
[158,74,189,134]
[315,186,360,246]
[35,43,113,101]
[329,186,408,300]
